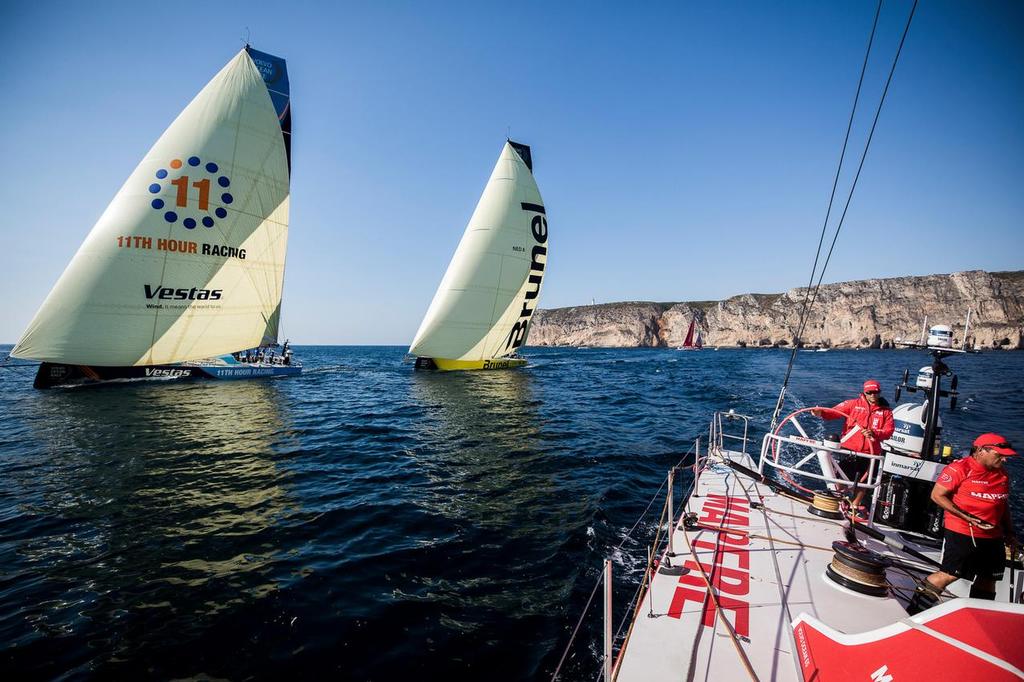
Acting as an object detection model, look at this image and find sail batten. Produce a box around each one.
[409,141,548,366]
[12,48,292,366]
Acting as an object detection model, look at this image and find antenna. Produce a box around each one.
[919,315,928,346]
[506,125,511,140]
[961,308,972,350]
[242,27,251,47]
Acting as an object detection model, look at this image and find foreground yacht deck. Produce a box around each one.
[614,448,1023,681]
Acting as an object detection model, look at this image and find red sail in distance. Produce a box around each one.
[682,320,696,348]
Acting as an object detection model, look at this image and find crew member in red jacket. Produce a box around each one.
[908,433,1016,614]
[811,379,895,518]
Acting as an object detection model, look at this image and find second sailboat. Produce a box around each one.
[410,141,548,371]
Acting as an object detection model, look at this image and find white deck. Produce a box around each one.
[614,448,972,681]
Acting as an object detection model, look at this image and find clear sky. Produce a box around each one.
[2,1,1021,344]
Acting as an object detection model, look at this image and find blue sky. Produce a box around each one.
[2,1,1021,344]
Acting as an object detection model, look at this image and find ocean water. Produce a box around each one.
[1,346,1021,680]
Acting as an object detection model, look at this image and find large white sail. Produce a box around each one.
[410,141,548,364]
[12,47,291,366]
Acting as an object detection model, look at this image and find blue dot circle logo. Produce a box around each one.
[147,156,233,232]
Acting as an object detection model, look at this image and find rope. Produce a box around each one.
[680,504,761,680]
[770,0,917,429]
[691,521,836,553]
[830,558,888,588]
[795,0,919,359]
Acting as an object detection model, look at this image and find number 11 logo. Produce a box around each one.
[147,156,233,230]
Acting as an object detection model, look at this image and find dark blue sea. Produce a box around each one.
[1,346,1021,680]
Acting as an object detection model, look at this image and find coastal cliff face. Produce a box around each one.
[528,270,1024,349]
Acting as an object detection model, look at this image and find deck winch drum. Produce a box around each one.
[825,541,890,597]
[807,492,843,520]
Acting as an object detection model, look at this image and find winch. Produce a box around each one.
[824,541,890,597]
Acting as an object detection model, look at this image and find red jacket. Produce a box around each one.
[936,456,1010,539]
[822,395,894,454]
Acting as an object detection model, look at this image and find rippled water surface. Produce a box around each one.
[1,346,1021,680]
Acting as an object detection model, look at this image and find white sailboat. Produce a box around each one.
[12,46,301,388]
[410,140,547,371]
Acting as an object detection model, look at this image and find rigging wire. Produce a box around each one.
[550,442,700,681]
[771,0,918,429]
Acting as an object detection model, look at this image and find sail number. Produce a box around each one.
[170,176,211,210]
[149,156,231,229]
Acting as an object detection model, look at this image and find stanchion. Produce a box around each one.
[667,468,675,557]
[603,559,612,682]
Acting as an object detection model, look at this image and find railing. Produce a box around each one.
[758,430,885,524]
[711,410,752,456]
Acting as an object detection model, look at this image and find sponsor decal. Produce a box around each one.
[144,368,192,378]
[147,156,233,231]
[870,665,894,682]
[503,202,548,351]
[216,368,278,377]
[667,494,751,637]
[249,55,282,84]
[969,491,1007,501]
[115,237,245,260]
[888,459,923,473]
[793,624,815,678]
[144,284,223,301]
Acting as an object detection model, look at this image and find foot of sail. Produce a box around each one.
[417,357,528,371]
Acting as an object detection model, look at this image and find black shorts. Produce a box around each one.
[839,455,870,485]
[939,529,1005,582]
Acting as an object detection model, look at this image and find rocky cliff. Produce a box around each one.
[529,270,1024,349]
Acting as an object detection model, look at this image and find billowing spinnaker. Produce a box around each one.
[410,141,548,361]
[12,47,291,366]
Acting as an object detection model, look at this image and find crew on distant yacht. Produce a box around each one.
[811,379,894,521]
[232,343,293,366]
[908,433,1016,614]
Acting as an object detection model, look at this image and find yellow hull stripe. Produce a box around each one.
[432,357,527,371]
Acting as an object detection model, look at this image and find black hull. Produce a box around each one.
[34,362,209,389]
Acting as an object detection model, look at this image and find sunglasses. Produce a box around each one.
[984,442,1012,450]
[864,390,880,395]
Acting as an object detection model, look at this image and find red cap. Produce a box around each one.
[862,379,881,393]
[973,433,1017,456]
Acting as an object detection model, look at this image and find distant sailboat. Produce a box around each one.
[676,318,703,350]
[12,46,301,388]
[410,140,547,371]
